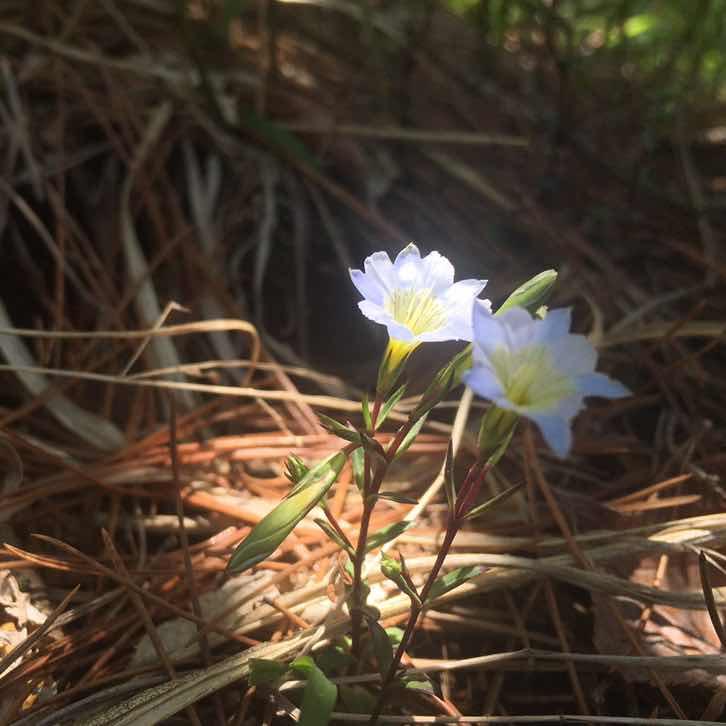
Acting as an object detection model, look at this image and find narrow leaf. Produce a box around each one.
[314,518,354,556]
[377,383,407,427]
[227,451,346,572]
[318,413,361,444]
[290,656,337,726]
[365,521,411,552]
[427,565,482,601]
[361,393,372,431]
[285,454,309,489]
[375,491,419,505]
[462,481,524,521]
[391,413,428,460]
[351,446,365,492]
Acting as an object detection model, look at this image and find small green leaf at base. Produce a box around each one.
[290,656,338,726]
[248,658,288,687]
[365,615,394,678]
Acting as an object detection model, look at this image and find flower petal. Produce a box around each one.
[349,268,385,305]
[550,334,597,376]
[435,279,488,342]
[392,243,424,287]
[577,372,631,399]
[535,308,571,342]
[530,413,573,458]
[357,299,389,326]
[363,251,395,296]
[463,365,505,401]
[358,301,416,342]
[497,307,536,351]
[419,250,456,292]
[473,302,507,356]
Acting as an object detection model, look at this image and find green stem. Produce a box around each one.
[350,406,419,664]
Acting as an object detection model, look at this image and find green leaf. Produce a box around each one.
[427,565,482,601]
[365,615,393,678]
[284,454,309,486]
[462,481,524,521]
[385,626,404,647]
[377,384,407,427]
[248,658,288,686]
[413,346,471,418]
[495,269,557,317]
[338,684,377,714]
[315,645,354,677]
[390,413,428,460]
[361,393,372,431]
[375,491,419,505]
[227,451,347,572]
[398,671,435,694]
[290,656,337,726]
[351,447,365,492]
[365,520,411,552]
[318,414,362,444]
[314,518,355,556]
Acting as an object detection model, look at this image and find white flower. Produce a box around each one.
[349,243,488,345]
[463,305,630,458]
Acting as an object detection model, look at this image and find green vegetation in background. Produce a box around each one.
[447,0,726,111]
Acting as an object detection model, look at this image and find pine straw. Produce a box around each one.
[0,1,725,724]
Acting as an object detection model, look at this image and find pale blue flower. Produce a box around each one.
[349,243,488,345]
[463,305,630,458]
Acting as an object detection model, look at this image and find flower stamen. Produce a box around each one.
[385,288,447,337]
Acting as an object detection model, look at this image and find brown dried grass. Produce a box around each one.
[0,1,725,724]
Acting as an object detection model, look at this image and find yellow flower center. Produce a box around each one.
[490,344,575,411]
[385,288,447,337]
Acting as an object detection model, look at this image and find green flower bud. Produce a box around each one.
[496,269,557,317]
[227,451,347,573]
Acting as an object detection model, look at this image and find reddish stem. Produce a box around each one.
[368,460,490,724]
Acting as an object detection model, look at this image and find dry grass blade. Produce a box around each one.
[1,0,725,722]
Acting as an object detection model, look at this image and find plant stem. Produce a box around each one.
[368,460,490,724]
[350,405,418,663]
